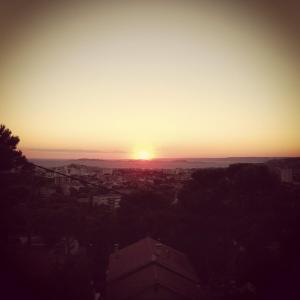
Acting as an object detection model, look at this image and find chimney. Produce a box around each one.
[155,241,163,256]
[114,243,119,253]
[113,243,120,259]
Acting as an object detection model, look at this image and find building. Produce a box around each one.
[106,237,203,300]
[280,168,293,183]
[93,194,121,209]
[77,193,121,210]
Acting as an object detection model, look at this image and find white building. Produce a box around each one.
[93,194,121,209]
[280,168,293,183]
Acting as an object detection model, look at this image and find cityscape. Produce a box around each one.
[1,1,300,300]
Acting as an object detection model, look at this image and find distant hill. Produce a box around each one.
[30,157,276,169]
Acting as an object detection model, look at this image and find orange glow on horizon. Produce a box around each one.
[0,1,299,159]
[134,150,154,160]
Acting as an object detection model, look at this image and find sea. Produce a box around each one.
[30,157,274,169]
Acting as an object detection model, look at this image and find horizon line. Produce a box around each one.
[28,156,300,161]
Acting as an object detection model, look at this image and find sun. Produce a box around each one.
[135,150,153,160]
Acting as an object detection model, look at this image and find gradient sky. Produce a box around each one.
[0,0,299,159]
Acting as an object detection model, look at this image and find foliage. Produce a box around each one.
[1,126,300,300]
[0,124,27,170]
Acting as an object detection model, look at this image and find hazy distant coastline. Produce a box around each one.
[30,157,276,169]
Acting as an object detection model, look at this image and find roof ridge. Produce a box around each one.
[107,237,199,284]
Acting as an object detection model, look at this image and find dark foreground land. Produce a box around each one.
[1,157,300,300]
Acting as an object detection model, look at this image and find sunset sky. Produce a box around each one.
[0,0,299,159]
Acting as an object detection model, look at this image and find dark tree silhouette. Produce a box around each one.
[0,124,27,170]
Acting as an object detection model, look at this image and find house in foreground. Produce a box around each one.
[106,237,204,300]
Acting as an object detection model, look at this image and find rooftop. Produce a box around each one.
[106,237,201,300]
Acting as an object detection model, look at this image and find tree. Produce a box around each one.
[0,124,27,170]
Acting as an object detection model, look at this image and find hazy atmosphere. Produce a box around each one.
[2,2,300,300]
[1,0,299,159]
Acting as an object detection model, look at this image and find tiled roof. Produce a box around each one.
[107,237,198,283]
[106,237,201,300]
[107,264,201,300]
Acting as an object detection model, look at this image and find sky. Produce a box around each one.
[0,0,299,159]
